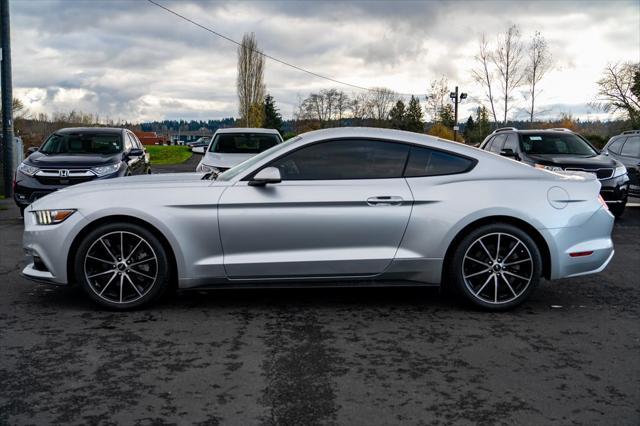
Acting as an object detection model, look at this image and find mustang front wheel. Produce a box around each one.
[74,222,171,309]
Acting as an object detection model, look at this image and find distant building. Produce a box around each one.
[133,131,168,146]
[168,128,214,144]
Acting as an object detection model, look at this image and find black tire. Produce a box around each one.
[74,222,171,310]
[448,223,542,311]
[609,202,625,218]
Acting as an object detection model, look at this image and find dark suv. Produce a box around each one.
[14,127,151,216]
[479,128,629,217]
[602,130,639,199]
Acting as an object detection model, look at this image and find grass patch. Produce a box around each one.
[146,146,192,165]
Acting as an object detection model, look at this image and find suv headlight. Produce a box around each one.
[613,165,627,178]
[92,163,121,176]
[197,163,220,174]
[33,209,76,225]
[535,164,563,172]
[17,162,39,176]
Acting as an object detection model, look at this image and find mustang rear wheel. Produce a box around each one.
[74,222,170,309]
[449,223,542,311]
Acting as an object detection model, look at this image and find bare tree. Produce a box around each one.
[237,32,265,127]
[524,31,553,123]
[492,24,526,123]
[593,62,640,126]
[472,34,499,125]
[350,92,372,120]
[369,87,399,121]
[425,76,449,122]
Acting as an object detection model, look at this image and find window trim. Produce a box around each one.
[606,137,626,154]
[242,137,478,182]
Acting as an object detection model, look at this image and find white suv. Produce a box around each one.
[195,128,283,175]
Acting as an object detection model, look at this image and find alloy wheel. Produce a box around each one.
[462,232,533,305]
[83,231,158,304]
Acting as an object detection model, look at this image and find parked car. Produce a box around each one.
[189,140,210,154]
[479,127,629,217]
[602,130,640,199]
[186,137,211,148]
[14,127,151,216]
[21,127,614,311]
[195,128,283,174]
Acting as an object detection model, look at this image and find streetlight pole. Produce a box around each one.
[0,0,14,198]
[449,86,467,142]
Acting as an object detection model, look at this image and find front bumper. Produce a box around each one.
[599,174,630,205]
[21,208,88,285]
[542,206,615,280]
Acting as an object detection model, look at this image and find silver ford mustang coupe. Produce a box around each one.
[21,127,615,311]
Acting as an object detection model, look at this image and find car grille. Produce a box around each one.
[34,169,96,186]
[564,167,614,180]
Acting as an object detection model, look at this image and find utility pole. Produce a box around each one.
[449,86,467,142]
[1,0,14,198]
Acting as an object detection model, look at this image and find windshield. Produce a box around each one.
[40,132,123,155]
[209,133,281,154]
[521,133,597,156]
[216,136,299,181]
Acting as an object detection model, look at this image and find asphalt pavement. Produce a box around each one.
[0,168,638,425]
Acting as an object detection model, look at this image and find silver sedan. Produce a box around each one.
[21,127,615,311]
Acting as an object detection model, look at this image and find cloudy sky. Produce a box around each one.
[11,0,640,123]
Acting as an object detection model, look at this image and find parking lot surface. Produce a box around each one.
[1,190,639,424]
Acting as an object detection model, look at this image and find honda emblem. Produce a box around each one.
[59,169,70,177]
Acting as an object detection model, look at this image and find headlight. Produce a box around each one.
[32,209,76,225]
[535,164,563,172]
[17,162,39,176]
[92,163,121,176]
[197,163,220,174]
[613,165,627,178]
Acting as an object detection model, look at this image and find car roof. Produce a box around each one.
[290,126,485,157]
[215,127,281,134]
[55,127,125,135]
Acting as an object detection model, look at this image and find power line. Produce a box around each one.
[146,0,422,97]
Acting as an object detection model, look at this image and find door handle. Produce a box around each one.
[367,196,404,206]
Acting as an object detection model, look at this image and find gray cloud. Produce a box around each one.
[11,0,640,121]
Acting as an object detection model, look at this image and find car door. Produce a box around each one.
[217,139,414,279]
[125,132,143,174]
[619,136,640,187]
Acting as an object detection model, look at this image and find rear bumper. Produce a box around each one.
[542,207,615,280]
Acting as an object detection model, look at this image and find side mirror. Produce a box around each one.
[500,148,516,157]
[128,148,144,157]
[26,146,38,156]
[192,146,205,154]
[249,167,281,186]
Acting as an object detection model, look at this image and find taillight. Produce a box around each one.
[598,194,609,210]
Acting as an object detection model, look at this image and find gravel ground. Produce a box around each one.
[0,181,638,425]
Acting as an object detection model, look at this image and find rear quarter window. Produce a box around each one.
[404,146,475,177]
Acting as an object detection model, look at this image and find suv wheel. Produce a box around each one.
[74,222,170,310]
[609,202,626,218]
[449,223,542,311]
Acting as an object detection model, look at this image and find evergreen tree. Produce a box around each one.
[263,94,283,133]
[463,116,475,141]
[405,96,425,133]
[471,106,491,143]
[388,100,406,129]
[438,104,455,128]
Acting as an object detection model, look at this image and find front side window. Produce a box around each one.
[620,136,640,157]
[404,146,475,177]
[269,139,410,180]
[489,134,506,153]
[210,133,281,154]
[607,138,625,154]
[521,133,597,156]
[39,133,123,155]
[503,134,519,152]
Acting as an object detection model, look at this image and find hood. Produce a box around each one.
[26,151,121,168]
[202,152,255,168]
[527,153,618,169]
